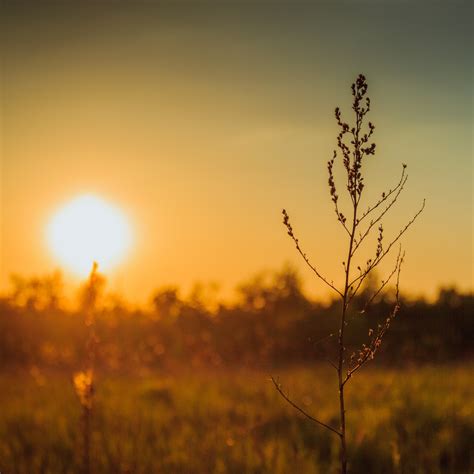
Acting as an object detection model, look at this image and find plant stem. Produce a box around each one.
[338,196,358,474]
[82,404,91,474]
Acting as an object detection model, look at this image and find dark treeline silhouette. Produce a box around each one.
[0,267,472,371]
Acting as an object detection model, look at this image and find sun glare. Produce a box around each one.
[47,194,132,277]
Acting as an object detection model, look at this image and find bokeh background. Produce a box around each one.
[1,1,472,473]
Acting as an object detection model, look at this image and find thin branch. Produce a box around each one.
[311,332,335,347]
[310,333,338,371]
[358,165,407,224]
[334,201,352,238]
[348,199,425,297]
[361,247,404,312]
[343,253,404,386]
[348,245,403,309]
[325,358,339,371]
[282,209,343,297]
[352,171,408,256]
[271,377,342,437]
[328,153,352,238]
[343,305,400,386]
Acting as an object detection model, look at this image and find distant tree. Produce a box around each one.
[152,286,182,320]
[9,271,64,311]
[272,74,425,473]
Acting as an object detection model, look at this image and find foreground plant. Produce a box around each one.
[272,74,424,473]
[74,262,101,474]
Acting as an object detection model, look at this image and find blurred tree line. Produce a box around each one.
[0,267,472,370]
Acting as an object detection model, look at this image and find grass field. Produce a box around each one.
[0,364,472,473]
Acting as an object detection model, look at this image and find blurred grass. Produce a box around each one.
[0,364,472,473]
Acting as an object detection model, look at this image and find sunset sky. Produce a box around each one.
[1,1,472,304]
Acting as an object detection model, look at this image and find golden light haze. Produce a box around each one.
[1,2,472,303]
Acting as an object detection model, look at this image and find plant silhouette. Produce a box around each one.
[273,74,425,473]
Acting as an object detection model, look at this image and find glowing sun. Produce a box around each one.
[47,194,132,276]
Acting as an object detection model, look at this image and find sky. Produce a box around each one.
[1,0,472,304]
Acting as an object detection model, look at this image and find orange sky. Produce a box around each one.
[1,2,472,304]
